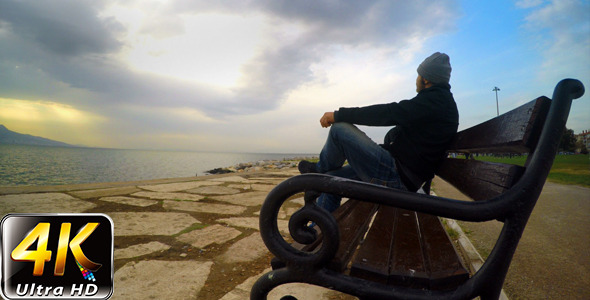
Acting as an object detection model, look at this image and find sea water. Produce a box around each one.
[0,144,312,187]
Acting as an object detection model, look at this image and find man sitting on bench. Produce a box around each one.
[298,52,459,212]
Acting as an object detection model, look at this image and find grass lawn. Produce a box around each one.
[474,154,590,187]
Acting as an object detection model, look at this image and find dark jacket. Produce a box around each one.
[333,83,459,190]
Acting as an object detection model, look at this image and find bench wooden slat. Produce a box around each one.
[351,207,469,289]
[349,205,397,284]
[449,97,551,153]
[388,208,430,287]
[436,158,525,201]
[329,199,379,271]
[417,212,469,289]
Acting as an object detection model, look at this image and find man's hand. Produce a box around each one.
[320,112,335,128]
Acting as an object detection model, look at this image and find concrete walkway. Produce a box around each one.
[432,177,590,300]
[5,168,582,299]
[1,168,355,300]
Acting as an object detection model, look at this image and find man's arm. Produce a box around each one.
[320,112,335,128]
[333,90,447,127]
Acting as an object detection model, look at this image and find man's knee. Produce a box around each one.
[331,122,353,130]
[329,122,356,136]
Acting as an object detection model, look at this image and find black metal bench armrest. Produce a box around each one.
[259,180,342,269]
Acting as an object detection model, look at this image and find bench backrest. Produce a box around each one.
[435,97,551,201]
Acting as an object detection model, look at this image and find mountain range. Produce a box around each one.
[0,125,76,147]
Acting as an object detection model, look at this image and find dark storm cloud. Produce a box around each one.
[0,0,457,117]
[0,0,122,56]
[231,0,457,111]
[173,0,457,46]
[172,0,458,112]
[0,0,229,114]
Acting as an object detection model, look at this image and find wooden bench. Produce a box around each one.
[252,79,584,300]
[269,197,469,291]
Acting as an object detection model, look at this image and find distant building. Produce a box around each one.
[575,130,590,153]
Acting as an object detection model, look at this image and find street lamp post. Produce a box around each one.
[493,86,500,116]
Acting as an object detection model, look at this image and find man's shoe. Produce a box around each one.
[298,160,319,174]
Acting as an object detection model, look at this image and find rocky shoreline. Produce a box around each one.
[205,157,317,175]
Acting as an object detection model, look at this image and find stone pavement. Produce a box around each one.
[0,168,357,300]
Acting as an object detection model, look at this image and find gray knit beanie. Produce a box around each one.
[417,52,451,84]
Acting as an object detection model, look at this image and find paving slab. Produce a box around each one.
[0,193,96,215]
[99,196,158,207]
[163,200,247,215]
[222,269,341,300]
[247,178,287,185]
[107,212,200,236]
[264,170,300,177]
[226,183,276,192]
[289,197,305,206]
[217,217,261,231]
[114,260,213,299]
[253,207,293,220]
[212,191,267,206]
[176,224,242,249]
[226,184,254,191]
[282,207,302,219]
[115,241,171,259]
[69,186,141,199]
[131,191,204,201]
[138,180,221,192]
[267,282,343,300]
[218,232,269,264]
[217,217,289,235]
[249,184,276,192]
[209,175,250,183]
[253,200,303,219]
[187,186,241,195]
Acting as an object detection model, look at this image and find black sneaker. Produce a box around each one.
[298,160,319,174]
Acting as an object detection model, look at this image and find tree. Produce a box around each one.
[576,139,588,154]
[559,128,576,152]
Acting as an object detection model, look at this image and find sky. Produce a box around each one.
[0,0,589,154]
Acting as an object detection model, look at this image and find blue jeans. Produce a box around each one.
[315,123,407,212]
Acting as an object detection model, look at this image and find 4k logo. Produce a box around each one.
[1,214,113,299]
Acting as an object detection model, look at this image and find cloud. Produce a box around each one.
[0,0,123,56]
[516,0,590,133]
[0,0,461,151]
[227,0,457,113]
[521,0,590,81]
[1,1,457,113]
